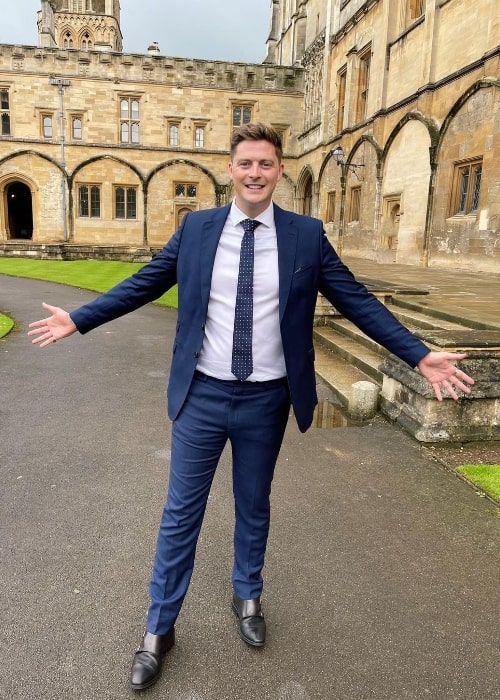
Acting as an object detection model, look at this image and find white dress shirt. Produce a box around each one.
[196,201,286,380]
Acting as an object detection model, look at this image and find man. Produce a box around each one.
[29,123,474,691]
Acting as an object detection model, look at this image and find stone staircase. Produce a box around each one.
[313,289,496,415]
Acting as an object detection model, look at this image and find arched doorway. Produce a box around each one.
[6,181,33,239]
[176,205,195,228]
[381,195,401,262]
[302,174,313,216]
[387,200,400,262]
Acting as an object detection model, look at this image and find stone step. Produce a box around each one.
[387,305,468,332]
[389,296,499,332]
[314,343,380,410]
[323,317,388,355]
[313,325,385,384]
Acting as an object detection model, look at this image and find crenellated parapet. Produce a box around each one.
[0,43,304,93]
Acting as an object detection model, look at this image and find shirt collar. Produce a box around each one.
[229,200,274,230]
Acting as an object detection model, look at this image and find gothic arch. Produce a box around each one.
[383,112,439,165]
[0,149,65,175]
[348,134,382,169]
[70,155,145,185]
[436,78,500,154]
[146,158,219,190]
[296,166,315,216]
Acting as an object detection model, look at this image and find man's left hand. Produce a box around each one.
[417,351,475,401]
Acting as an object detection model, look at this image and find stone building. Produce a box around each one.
[0,0,499,271]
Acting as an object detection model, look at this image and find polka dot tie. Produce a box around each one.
[231,218,261,381]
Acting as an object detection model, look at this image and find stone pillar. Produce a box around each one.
[380,330,500,442]
[38,0,56,48]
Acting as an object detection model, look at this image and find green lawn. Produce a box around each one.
[0,312,14,339]
[0,258,178,308]
[457,464,500,503]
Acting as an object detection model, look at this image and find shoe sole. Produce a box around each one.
[131,670,162,691]
[231,602,266,647]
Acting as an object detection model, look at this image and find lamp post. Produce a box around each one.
[49,77,71,242]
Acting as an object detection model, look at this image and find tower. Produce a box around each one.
[38,0,123,52]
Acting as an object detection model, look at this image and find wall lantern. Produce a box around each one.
[331,144,365,178]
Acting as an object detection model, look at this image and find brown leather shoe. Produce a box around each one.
[130,628,175,691]
[232,593,266,647]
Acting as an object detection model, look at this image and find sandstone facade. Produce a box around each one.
[0,0,498,271]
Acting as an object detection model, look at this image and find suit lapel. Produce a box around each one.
[274,204,298,321]
[199,205,231,305]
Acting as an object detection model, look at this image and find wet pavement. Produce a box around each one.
[1,272,499,700]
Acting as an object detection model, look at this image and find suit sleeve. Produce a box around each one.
[318,231,430,368]
[70,228,181,334]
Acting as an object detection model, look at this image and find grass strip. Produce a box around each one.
[0,258,178,308]
[0,312,14,339]
[456,464,500,502]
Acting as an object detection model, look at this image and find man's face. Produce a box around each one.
[228,139,284,217]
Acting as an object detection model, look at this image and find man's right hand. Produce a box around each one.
[28,302,77,348]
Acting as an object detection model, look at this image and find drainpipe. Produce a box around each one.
[49,78,71,242]
[337,171,347,255]
[420,144,438,268]
[142,182,148,246]
[373,161,383,258]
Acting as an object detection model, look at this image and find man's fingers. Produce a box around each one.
[41,301,57,312]
[443,380,459,400]
[432,383,443,402]
[452,377,473,394]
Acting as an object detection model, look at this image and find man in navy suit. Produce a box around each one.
[29,123,474,691]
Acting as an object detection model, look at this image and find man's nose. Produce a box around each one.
[248,163,260,177]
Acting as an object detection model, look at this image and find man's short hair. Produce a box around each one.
[230,123,283,162]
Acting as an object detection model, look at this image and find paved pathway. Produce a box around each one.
[344,256,500,330]
[1,274,499,700]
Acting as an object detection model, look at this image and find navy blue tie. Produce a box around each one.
[232,218,261,381]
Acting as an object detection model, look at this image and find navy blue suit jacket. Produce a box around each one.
[71,204,429,432]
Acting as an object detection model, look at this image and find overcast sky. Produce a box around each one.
[0,0,272,63]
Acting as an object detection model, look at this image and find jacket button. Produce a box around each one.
[201,324,205,330]
[193,351,200,358]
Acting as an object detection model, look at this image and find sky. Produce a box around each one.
[0,0,272,64]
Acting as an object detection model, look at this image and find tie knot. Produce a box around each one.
[241,218,260,234]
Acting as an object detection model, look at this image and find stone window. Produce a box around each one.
[168,122,180,146]
[174,183,197,198]
[72,0,88,11]
[71,116,83,140]
[78,185,101,218]
[81,32,93,50]
[232,104,253,127]
[356,45,371,123]
[42,114,53,139]
[114,186,137,219]
[63,31,74,49]
[407,0,424,22]
[271,125,287,153]
[349,186,361,222]
[120,97,140,144]
[1,89,11,136]
[326,191,336,223]
[194,125,205,148]
[450,159,482,216]
[336,66,347,132]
